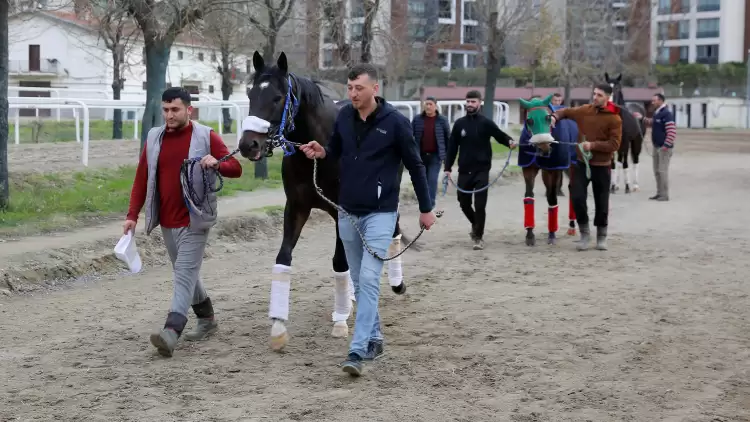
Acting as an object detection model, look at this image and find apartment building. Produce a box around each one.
[650,0,746,64]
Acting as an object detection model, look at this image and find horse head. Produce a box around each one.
[519,93,556,153]
[604,72,625,105]
[239,51,297,161]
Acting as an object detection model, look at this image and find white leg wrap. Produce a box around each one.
[269,264,291,321]
[612,163,619,186]
[625,166,631,185]
[332,270,353,322]
[633,163,640,185]
[387,235,403,287]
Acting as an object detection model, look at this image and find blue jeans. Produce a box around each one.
[421,152,441,209]
[338,211,398,358]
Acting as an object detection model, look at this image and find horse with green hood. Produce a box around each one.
[518,93,579,246]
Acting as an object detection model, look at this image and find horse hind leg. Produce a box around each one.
[522,167,538,246]
[631,137,643,192]
[542,169,560,245]
[388,212,407,295]
[269,202,311,352]
[567,166,577,236]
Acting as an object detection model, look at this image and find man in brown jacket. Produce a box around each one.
[550,83,622,251]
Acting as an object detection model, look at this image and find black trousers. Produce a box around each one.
[457,170,489,239]
[571,162,611,228]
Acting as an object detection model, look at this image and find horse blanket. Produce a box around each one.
[518,104,578,170]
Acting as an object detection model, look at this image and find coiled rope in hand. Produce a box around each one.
[180,148,240,217]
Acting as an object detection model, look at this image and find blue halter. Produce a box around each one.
[272,76,300,156]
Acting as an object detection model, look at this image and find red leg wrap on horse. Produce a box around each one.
[568,195,576,221]
[524,197,534,229]
[548,205,559,233]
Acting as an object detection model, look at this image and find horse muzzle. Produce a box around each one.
[239,116,273,161]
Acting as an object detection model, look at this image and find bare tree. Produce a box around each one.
[123,0,207,147]
[516,2,563,94]
[1,0,9,210]
[247,0,296,61]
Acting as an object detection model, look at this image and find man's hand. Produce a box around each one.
[508,139,518,150]
[123,219,136,235]
[581,141,592,151]
[661,146,669,152]
[300,141,326,159]
[444,170,451,179]
[419,211,437,230]
[550,115,557,128]
[200,154,220,169]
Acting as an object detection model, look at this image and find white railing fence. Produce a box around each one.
[8,97,511,167]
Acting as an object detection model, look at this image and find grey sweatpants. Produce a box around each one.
[652,148,673,198]
[161,226,210,318]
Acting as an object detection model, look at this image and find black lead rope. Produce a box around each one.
[180,148,240,217]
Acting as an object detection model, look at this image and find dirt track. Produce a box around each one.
[2,135,750,421]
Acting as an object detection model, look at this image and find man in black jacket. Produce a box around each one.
[300,64,436,377]
[444,90,516,250]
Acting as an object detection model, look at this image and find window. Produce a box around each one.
[677,20,690,39]
[323,48,334,68]
[438,0,454,21]
[438,24,453,42]
[211,52,216,62]
[437,52,448,68]
[463,1,477,21]
[614,25,627,41]
[142,47,146,64]
[408,20,427,41]
[463,25,478,44]
[450,52,464,69]
[657,22,669,40]
[142,81,147,90]
[696,18,719,38]
[410,46,425,62]
[466,53,477,68]
[323,25,334,43]
[677,46,689,63]
[697,0,719,12]
[408,0,426,17]
[657,0,670,14]
[177,51,183,60]
[676,0,690,13]
[350,0,365,18]
[208,85,214,93]
[198,52,204,61]
[657,47,670,64]
[696,44,719,64]
[350,23,363,42]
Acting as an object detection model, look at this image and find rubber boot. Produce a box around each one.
[596,226,608,251]
[576,223,591,251]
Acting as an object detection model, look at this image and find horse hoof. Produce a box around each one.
[610,186,616,194]
[633,185,640,192]
[567,228,576,236]
[392,282,407,295]
[548,234,556,245]
[525,235,536,246]
[625,185,631,194]
[270,320,289,351]
[331,321,349,338]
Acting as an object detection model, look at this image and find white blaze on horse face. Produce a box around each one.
[259,81,270,89]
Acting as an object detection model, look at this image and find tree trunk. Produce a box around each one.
[139,41,171,150]
[483,11,500,121]
[0,0,9,210]
[112,80,123,139]
[219,46,234,133]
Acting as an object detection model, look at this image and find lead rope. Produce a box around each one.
[180,148,240,217]
[441,147,513,196]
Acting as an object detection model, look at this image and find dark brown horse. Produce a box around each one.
[604,72,646,194]
[238,52,411,351]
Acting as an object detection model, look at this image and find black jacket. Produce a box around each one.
[325,98,432,215]
[444,112,513,174]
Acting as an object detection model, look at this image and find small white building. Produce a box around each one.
[8,11,251,121]
[667,96,749,129]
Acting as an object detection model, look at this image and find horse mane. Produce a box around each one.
[292,74,329,108]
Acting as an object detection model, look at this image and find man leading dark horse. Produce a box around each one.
[301,63,436,377]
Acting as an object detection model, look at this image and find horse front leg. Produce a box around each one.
[269,201,311,352]
[522,166,539,246]
[322,204,355,339]
[542,169,560,245]
[567,166,577,236]
[631,136,643,192]
[388,214,407,295]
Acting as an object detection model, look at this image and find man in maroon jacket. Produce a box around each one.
[123,87,243,357]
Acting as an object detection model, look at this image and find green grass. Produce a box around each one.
[0,156,281,235]
[9,119,238,143]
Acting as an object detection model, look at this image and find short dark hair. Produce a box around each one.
[552,92,562,98]
[162,87,192,105]
[348,63,378,82]
[466,90,482,100]
[425,96,437,103]
[654,93,665,101]
[594,83,613,95]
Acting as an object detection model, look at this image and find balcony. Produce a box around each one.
[696,56,718,64]
[9,59,58,75]
[696,30,719,38]
[696,2,720,12]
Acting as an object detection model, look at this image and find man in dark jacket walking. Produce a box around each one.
[444,90,516,250]
[300,64,436,377]
[412,96,451,209]
[635,93,676,201]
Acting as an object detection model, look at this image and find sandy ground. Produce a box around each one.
[1,136,750,421]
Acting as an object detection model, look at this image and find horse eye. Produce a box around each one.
[273,95,283,103]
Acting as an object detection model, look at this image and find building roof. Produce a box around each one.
[420,86,664,102]
[26,11,213,49]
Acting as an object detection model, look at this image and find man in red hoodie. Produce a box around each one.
[123,87,243,357]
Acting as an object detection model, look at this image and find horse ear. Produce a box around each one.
[252,51,264,73]
[616,73,622,82]
[604,72,610,81]
[542,93,554,105]
[277,52,288,74]
[519,98,531,109]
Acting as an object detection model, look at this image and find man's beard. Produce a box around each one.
[466,106,478,114]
